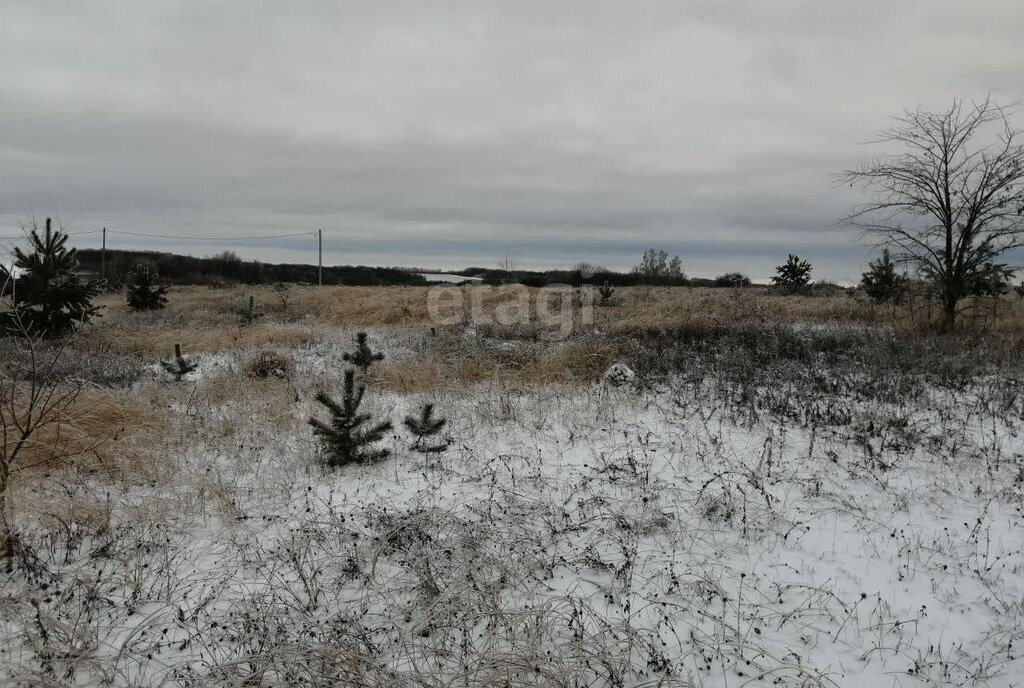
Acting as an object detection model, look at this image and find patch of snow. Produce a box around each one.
[5,334,1024,687]
[419,272,483,284]
[602,362,636,385]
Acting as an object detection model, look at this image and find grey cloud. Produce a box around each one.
[1,1,1021,278]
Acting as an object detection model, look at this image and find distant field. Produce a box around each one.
[418,272,483,283]
[2,285,1024,687]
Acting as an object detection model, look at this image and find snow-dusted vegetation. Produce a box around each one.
[2,285,1024,687]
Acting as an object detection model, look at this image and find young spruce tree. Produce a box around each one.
[126,265,169,310]
[161,342,198,381]
[967,262,1013,297]
[403,403,449,453]
[860,249,908,303]
[309,369,393,467]
[771,254,813,293]
[240,295,265,325]
[343,332,384,372]
[2,218,102,336]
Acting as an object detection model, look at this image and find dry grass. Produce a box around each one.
[5,386,162,480]
[4,285,1024,686]
[605,286,875,333]
[4,384,166,538]
[86,284,1024,352]
[377,338,622,392]
[81,284,437,355]
[198,372,300,429]
[605,286,1024,335]
[69,284,1024,393]
[8,486,116,538]
[98,284,434,326]
[3,368,305,541]
[108,322,316,356]
[77,320,322,356]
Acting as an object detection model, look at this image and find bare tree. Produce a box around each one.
[497,251,518,284]
[840,97,1024,327]
[0,267,88,566]
[572,261,604,279]
[632,249,684,284]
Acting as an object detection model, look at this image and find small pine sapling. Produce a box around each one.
[967,262,1013,297]
[860,249,907,303]
[309,369,393,467]
[240,295,265,325]
[161,342,198,381]
[598,281,615,306]
[2,217,103,336]
[771,254,813,293]
[1015,282,1024,299]
[125,265,168,310]
[342,332,384,372]
[403,403,449,453]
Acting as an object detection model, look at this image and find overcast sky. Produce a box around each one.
[2,1,1022,279]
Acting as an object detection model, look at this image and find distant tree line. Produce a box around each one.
[76,249,427,287]
[462,267,698,288]
[463,267,756,288]
[465,248,693,287]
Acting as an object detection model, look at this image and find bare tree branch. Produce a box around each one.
[838,97,1024,326]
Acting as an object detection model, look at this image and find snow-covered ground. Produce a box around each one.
[2,330,1023,687]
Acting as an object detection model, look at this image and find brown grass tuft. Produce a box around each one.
[6,386,161,481]
[377,338,621,392]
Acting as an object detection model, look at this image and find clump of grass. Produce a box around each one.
[379,335,623,392]
[244,350,293,380]
[4,388,154,476]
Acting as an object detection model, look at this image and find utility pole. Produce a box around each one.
[318,228,323,286]
[101,227,107,281]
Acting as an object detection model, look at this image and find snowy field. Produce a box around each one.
[2,288,1024,687]
[418,273,484,284]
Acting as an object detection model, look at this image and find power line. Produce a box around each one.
[2,228,325,283]
[1,230,315,241]
[106,230,317,240]
[0,230,103,239]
